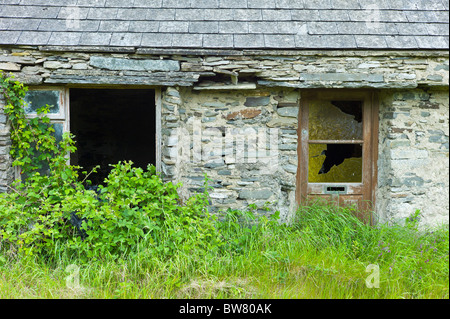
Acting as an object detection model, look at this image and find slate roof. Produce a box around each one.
[0,0,449,50]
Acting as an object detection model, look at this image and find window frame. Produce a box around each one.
[15,86,70,179]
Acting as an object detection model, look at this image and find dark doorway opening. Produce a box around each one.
[70,89,156,185]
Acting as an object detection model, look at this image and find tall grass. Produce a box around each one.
[0,204,448,299]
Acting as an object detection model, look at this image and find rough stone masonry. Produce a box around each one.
[0,46,448,227]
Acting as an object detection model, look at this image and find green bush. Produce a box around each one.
[0,73,222,262]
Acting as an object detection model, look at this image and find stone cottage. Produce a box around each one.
[0,0,448,227]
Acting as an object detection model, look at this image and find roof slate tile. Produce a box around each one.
[385,35,418,48]
[128,21,159,32]
[172,33,203,47]
[159,21,189,33]
[47,31,81,45]
[354,35,389,48]
[17,31,51,45]
[220,0,248,9]
[275,0,305,9]
[0,31,21,45]
[79,32,112,45]
[234,33,265,47]
[110,32,142,46]
[0,1,447,49]
[248,0,277,9]
[141,32,173,47]
[264,33,296,47]
[203,34,234,48]
[190,21,220,34]
[218,22,248,34]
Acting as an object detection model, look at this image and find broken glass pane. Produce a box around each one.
[24,90,61,114]
[308,143,362,183]
[309,100,363,140]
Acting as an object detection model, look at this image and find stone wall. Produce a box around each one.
[0,45,448,226]
[0,93,14,193]
[167,87,299,222]
[377,88,449,227]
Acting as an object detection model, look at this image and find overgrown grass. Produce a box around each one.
[1,203,448,299]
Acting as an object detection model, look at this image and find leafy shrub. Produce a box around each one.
[0,73,222,262]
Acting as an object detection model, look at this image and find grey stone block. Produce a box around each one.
[304,0,332,9]
[89,56,180,71]
[244,96,270,107]
[402,176,424,187]
[162,0,193,8]
[276,107,298,118]
[239,188,273,200]
[300,73,384,83]
[282,164,297,174]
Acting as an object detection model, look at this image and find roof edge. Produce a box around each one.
[0,45,448,58]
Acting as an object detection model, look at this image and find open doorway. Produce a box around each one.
[70,89,156,185]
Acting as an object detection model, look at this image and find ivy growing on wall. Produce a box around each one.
[0,72,76,177]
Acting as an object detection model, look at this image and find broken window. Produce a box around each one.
[308,100,362,140]
[308,143,363,183]
[23,87,67,119]
[308,100,363,183]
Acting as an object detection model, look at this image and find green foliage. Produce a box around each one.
[294,203,449,296]
[0,72,70,174]
[0,73,222,262]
